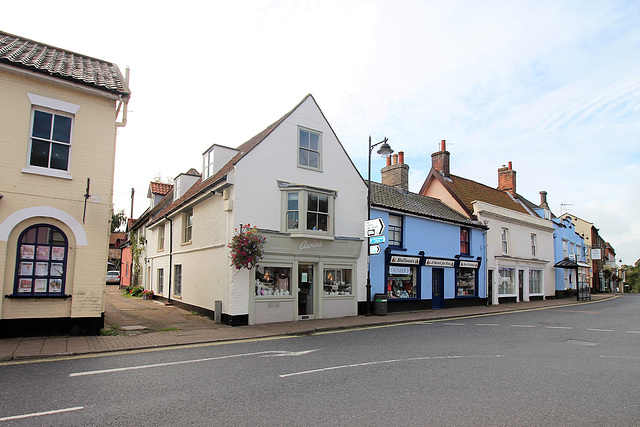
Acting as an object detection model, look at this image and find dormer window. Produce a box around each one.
[203,150,213,180]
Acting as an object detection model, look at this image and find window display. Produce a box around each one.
[498,268,516,294]
[456,268,476,296]
[387,266,417,299]
[255,266,292,296]
[529,269,542,294]
[323,268,352,295]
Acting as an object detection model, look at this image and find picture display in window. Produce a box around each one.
[456,268,476,296]
[498,267,515,294]
[30,110,72,171]
[323,268,352,295]
[299,129,321,169]
[388,215,402,247]
[14,224,67,295]
[387,266,417,299]
[460,227,470,255]
[307,193,328,231]
[255,266,291,296]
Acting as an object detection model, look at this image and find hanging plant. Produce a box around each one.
[228,224,267,270]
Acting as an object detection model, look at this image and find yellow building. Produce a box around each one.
[0,31,130,335]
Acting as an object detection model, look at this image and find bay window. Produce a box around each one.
[281,182,335,235]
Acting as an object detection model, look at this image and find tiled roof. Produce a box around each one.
[148,95,314,226]
[109,232,127,245]
[370,182,485,228]
[448,174,530,215]
[0,31,130,97]
[149,182,173,195]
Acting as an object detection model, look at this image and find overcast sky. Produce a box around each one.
[4,0,639,265]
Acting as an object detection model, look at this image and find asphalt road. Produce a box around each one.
[0,295,638,426]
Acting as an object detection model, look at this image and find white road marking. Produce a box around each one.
[69,350,317,377]
[511,324,535,328]
[0,406,83,422]
[260,349,319,357]
[279,355,504,378]
[476,323,499,326]
[626,331,640,334]
[443,322,465,326]
[546,326,572,329]
[587,328,614,332]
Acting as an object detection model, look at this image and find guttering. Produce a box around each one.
[115,67,130,128]
[165,215,173,304]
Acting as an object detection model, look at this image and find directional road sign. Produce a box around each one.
[369,244,381,255]
[369,235,385,245]
[364,218,385,237]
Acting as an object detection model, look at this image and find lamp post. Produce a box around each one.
[366,135,393,316]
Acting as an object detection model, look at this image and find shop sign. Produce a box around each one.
[425,258,455,268]
[389,266,411,275]
[459,261,479,268]
[591,248,601,260]
[390,255,420,265]
[299,240,323,250]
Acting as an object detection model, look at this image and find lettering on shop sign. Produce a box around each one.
[425,259,455,268]
[300,241,323,250]
[459,261,479,269]
[390,256,420,265]
[389,266,411,275]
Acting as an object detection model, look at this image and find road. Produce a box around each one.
[0,295,638,426]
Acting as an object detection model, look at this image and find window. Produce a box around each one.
[14,224,67,296]
[388,215,402,247]
[29,109,73,172]
[158,224,165,251]
[529,269,542,294]
[562,240,568,258]
[174,265,182,296]
[202,150,213,180]
[388,265,417,299]
[323,268,353,296]
[183,211,193,243]
[456,267,477,296]
[498,267,516,295]
[283,189,334,234]
[501,228,509,254]
[157,268,164,293]
[460,227,470,255]
[531,234,537,257]
[298,128,321,170]
[255,266,292,296]
[570,242,575,258]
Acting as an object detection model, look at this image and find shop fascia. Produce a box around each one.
[389,255,481,269]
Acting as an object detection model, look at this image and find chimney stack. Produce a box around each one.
[497,161,517,197]
[539,191,550,210]
[431,140,450,178]
[381,150,409,190]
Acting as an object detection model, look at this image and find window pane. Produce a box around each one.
[255,266,292,297]
[299,130,309,148]
[307,212,317,231]
[51,231,65,245]
[287,192,298,210]
[30,139,50,167]
[389,215,401,227]
[52,115,72,143]
[308,193,318,211]
[299,148,308,166]
[33,111,52,139]
[307,151,319,168]
[309,132,319,151]
[37,227,51,244]
[318,195,328,213]
[317,213,328,231]
[50,143,69,170]
[21,228,37,244]
[287,212,299,229]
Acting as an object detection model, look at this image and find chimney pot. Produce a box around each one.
[508,161,512,170]
[392,153,398,165]
[431,139,451,177]
[381,149,410,190]
[386,156,392,167]
[440,140,446,151]
[398,151,404,164]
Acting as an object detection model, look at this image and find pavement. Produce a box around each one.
[0,285,618,362]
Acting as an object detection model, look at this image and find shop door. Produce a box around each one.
[518,270,524,301]
[432,268,444,309]
[298,264,314,319]
[487,270,493,305]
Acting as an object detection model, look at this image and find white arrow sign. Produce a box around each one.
[364,218,385,237]
[370,245,381,255]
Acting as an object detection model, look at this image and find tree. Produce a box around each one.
[111,205,127,233]
[623,260,640,293]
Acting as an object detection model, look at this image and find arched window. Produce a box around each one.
[14,224,68,296]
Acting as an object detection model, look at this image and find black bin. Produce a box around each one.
[373,293,387,316]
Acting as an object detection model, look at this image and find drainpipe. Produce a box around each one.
[115,67,130,128]
[165,215,173,304]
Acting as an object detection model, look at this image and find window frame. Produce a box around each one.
[322,266,353,296]
[388,215,403,247]
[182,211,193,244]
[13,224,69,297]
[157,224,165,251]
[498,267,516,295]
[460,227,470,255]
[297,127,322,171]
[282,188,335,235]
[529,269,543,294]
[501,228,509,254]
[174,264,182,296]
[531,233,537,258]
[157,268,164,294]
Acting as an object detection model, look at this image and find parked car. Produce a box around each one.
[106,270,121,285]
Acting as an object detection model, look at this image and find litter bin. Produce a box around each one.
[373,293,387,316]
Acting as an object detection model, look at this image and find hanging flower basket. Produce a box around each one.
[228,225,266,270]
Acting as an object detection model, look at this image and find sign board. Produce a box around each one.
[364,218,385,237]
[591,248,601,260]
[389,266,411,275]
[369,236,385,245]
[460,261,479,269]
[369,245,381,255]
[390,255,420,265]
[425,258,455,268]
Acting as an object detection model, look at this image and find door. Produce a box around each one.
[298,264,314,318]
[487,269,493,305]
[432,268,444,309]
[518,269,524,301]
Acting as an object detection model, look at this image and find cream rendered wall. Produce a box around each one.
[0,69,118,321]
[231,97,368,317]
[422,178,470,217]
[474,201,555,304]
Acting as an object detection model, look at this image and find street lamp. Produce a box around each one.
[366,135,393,316]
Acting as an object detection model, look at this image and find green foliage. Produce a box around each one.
[129,231,145,286]
[111,205,127,232]
[123,284,144,297]
[100,326,121,336]
[623,260,640,293]
[228,225,266,270]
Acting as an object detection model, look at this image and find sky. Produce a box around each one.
[3,0,639,265]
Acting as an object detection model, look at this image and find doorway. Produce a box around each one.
[432,268,444,309]
[518,269,524,301]
[298,264,314,318]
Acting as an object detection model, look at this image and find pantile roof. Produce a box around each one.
[370,181,485,228]
[0,31,130,97]
[149,182,173,196]
[447,174,530,215]
[109,232,127,245]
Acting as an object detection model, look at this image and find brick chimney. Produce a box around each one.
[431,140,450,178]
[497,161,516,197]
[539,191,550,210]
[381,151,409,190]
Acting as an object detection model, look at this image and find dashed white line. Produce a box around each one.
[511,324,536,328]
[546,326,572,330]
[626,331,640,334]
[0,407,83,422]
[587,328,614,332]
[476,323,499,326]
[443,322,465,326]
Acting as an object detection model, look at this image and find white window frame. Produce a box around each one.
[282,189,334,235]
[388,215,403,247]
[501,228,509,254]
[157,268,164,294]
[158,224,165,251]
[562,239,568,258]
[529,269,543,294]
[174,264,182,296]
[202,150,213,181]
[531,233,537,258]
[182,211,193,243]
[297,127,322,171]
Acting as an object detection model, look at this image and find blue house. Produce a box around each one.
[368,153,487,311]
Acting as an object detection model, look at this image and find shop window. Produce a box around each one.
[158,224,165,251]
[460,227,470,255]
[529,269,542,294]
[323,268,352,295]
[283,188,334,234]
[388,215,402,247]
[498,267,515,295]
[298,128,322,170]
[13,224,68,296]
[182,211,193,243]
[157,268,164,293]
[387,265,417,299]
[174,265,182,296]
[456,267,477,296]
[255,266,292,296]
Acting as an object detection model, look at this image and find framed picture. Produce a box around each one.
[34,279,47,293]
[51,247,65,261]
[18,278,32,293]
[36,246,50,260]
[20,262,33,276]
[21,245,35,260]
[35,262,48,276]
[49,279,62,293]
[50,263,64,277]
